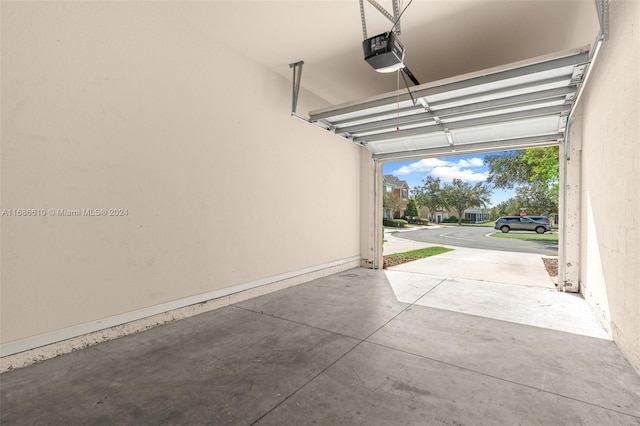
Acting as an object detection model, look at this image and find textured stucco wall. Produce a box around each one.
[578,0,640,372]
[1,2,362,347]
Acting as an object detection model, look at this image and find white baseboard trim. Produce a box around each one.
[0,256,361,372]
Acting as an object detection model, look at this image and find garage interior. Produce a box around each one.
[1,0,639,424]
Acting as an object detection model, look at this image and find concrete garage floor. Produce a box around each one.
[2,268,640,425]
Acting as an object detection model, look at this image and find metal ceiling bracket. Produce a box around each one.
[444,129,454,146]
[358,0,368,39]
[320,120,336,133]
[595,0,609,41]
[390,0,401,35]
[570,64,586,83]
[359,0,402,39]
[287,60,369,149]
[289,61,304,115]
[558,113,569,133]
[367,0,397,25]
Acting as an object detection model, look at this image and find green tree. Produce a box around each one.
[522,147,560,200]
[412,176,443,220]
[441,178,492,225]
[484,150,532,189]
[405,196,420,219]
[489,183,557,219]
[490,198,521,220]
[485,147,559,213]
[522,146,560,182]
[514,183,557,215]
[383,192,403,218]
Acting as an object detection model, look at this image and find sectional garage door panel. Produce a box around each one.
[308,46,590,161]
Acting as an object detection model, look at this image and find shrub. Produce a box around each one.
[401,216,426,224]
[442,217,473,224]
[383,218,408,227]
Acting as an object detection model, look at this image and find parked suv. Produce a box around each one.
[527,215,552,226]
[494,216,552,234]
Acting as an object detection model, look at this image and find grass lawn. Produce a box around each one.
[490,232,559,242]
[474,221,496,227]
[384,246,454,268]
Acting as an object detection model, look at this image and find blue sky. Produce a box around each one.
[382,153,515,207]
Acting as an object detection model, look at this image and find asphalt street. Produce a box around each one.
[395,225,558,255]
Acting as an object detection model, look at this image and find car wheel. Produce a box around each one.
[501,226,510,233]
[535,226,546,234]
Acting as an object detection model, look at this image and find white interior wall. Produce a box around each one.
[1,2,363,349]
[578,0,640,372]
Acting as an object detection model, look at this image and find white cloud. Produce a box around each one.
[392,157,485,176]
[457,157,484,167]
[431,166,489,182]
[391,158,453,175]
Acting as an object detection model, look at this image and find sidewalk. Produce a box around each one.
[383,225,438,256]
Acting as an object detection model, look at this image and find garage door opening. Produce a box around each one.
[380,148,560,290]
[382,149,560,228]
[294,46,597,292]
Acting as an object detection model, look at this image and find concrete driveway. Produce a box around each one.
[384,226,556,289]
[383,227,608,340]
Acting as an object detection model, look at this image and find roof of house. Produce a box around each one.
[383,175,408,188]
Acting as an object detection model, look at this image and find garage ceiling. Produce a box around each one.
[168,1,600,106]
[307,45,590,161]
[166,1,601,160]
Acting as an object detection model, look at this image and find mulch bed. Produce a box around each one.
[542,257,558,277]
[383,255,424,269]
